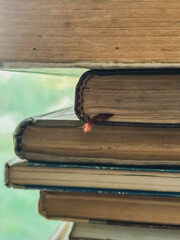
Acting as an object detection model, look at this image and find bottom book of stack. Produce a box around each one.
[48,222,180,240]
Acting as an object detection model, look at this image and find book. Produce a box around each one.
[48,222,73,240]
[5,158,180,195]
[14,107,180,166]
[39,191,180,225]
[69,222,180,240]
[1,1,180,68]
[75,69,180,124]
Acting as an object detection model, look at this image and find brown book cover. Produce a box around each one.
[75,69,180,124]
[1,1,180,68]
[39,191,180,226]
[13,108,180,165]
[13,107,180,165]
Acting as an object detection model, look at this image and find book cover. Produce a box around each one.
[13,108,180,166]
[5,158,180,196]
[1,1,180,68]
[75,69,180,124]
[39,191,180,225]
[69,222,180,240]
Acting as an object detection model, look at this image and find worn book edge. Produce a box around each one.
[2,61,180,70]
[69,222,180,240]
[39,192,180,229]
[75,69,180,124]
[38,192,88,223]
[13,107,78,159]
[4,158,26,188]
[5,158,180,197]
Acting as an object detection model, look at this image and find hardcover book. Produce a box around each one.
[5,158,180,195]
[13,107,180,166]
[75,69,180,124]
[1,1,180,68]
[69,222,180,240]
[39,191,180,225]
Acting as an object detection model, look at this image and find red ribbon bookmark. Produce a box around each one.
[82,113,114,132]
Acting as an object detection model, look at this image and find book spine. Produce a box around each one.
[74,69,180,126]
[74,70,94,122]
[38,191,48,219]
[13,117,34,159]
[4,161,10,188]
[4,159,27,189]
[38,191,88,223]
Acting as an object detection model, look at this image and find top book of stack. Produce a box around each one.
[1,0,180,69]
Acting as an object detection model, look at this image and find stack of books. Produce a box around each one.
[5,69,180,238]
[2,0,180,238]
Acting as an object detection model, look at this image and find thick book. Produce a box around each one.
[69,222,180,240]
[1,1,180,68]
[5,158,180,195]
[75,69,180,124]
[39,191,180,225]
[14,108,180,166]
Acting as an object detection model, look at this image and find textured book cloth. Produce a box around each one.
[39,191,180,225]
[75,69,180,124]
[13,107,180,166]
[1,1,180,68]
[5,158,180,195]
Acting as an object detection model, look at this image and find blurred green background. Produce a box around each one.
[0,68,86,240]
